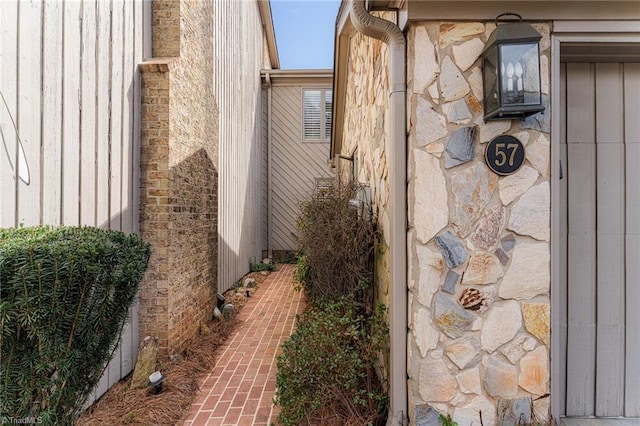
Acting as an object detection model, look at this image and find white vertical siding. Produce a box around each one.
[215,0,265,292]
[42,0,63,225]
[0,0,149,402]
[95,0,111,229]
[17,0,42,226]
[80,0,97,226]
[62,0,82,225]
[0,0,143,229]
[128,0,145,398]
[0,1,19,226]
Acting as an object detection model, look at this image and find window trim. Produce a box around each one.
[301,87,332,143]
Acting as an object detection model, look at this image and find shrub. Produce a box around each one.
[0,226,151,425]
[295,181,377,305]
[280,180,389,424]
[249,257,276,272]
[275,298,388,426]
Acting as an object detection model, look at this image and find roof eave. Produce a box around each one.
[258,0,280,69]
[260,69,333,86]
[330,1,355,162]
[367,0,406,11]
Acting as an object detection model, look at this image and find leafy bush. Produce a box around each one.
[295,181,377,305]
[0,226,151,425]
[249,257,276,272]
[279,180,388,424]
[440,413,459,426]
[275,298,388,426]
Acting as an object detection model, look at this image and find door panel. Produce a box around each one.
[595,141,625,417]
[564,63,597,417]
[561,61,640,418]
[559,62,568,416]
[624,63,640,418]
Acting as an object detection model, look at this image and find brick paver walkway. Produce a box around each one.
[181,264,306,426]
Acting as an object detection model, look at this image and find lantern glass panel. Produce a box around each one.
[483,46,500,114]
[498,42,541,106]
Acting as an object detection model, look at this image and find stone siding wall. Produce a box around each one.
[339,11,393,378]
[339,13,393,309]
[139,0,218,353]
[406,22,551,424]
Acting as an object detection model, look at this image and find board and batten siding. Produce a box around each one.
[0,0,150,402]
[264,80,334,252]
[560,61,640,418]
[215,0,265,292]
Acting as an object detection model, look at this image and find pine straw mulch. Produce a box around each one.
[77,270,273,426]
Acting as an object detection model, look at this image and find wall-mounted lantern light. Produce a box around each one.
[481,13,545,121]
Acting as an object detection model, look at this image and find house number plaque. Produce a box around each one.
[485,135,525,176]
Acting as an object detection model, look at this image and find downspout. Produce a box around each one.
[265,72,273,261]
[349,2,407,425]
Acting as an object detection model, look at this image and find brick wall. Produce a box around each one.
[139,0,218,353]
[140,62,173,349]
[152,0,180,57]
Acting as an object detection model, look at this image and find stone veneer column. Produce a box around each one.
[406,22,552,425]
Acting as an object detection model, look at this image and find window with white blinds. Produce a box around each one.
[302,88,332,142]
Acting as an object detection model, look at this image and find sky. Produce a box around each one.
[270,0,341,70]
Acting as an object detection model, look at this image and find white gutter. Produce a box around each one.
[349,2,407,425]
[262,69,333,87]
[259,69,333,79]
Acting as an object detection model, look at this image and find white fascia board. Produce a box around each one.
[258,0,280,69]
[260,69,333,86]
[331,1,355,161]
[554,21,640,33]
[406,1,640,21]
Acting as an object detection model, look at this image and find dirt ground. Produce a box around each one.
[77,270,272,426]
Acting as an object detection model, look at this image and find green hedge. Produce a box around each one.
[0,226,151,425]
[275,298,388,426]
